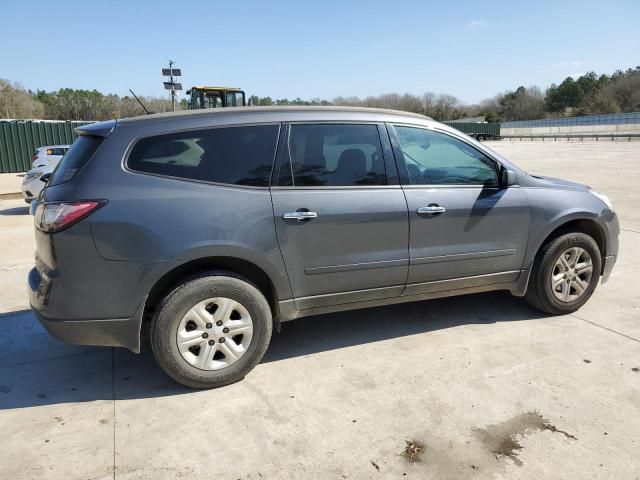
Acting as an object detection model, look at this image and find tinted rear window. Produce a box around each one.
[284,124,387,187]
[49,136,103,186]
[47,147,68,156]
[127,125,279,187]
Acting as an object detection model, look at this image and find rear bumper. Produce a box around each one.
[29,267,145,353]
[31,301,144,353]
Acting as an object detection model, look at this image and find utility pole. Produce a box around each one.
[162,61,182,112]
[169,60,175,111]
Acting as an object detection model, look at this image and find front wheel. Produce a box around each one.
[525,232,601,315]
[151,273,272,389]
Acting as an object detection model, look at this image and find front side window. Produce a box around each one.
[204,92,222,109]
[395,126,498,186]
[127,125,279,187]
[226,92,245,107]
[286,124,387,187]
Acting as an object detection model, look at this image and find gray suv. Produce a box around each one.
[29,107,619,388]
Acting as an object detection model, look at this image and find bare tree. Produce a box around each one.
[421,92,436,116]
[433,94,462,120]
[0,79,44,118]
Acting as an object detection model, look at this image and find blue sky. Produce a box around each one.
[2,0,639,104]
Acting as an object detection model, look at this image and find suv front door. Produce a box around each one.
[271,123,409,311]
[389,125,529,295]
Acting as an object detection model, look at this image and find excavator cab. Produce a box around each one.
[186,86,246,110]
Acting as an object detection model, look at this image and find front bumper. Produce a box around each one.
[21,179,42,202]
[601,255,616,284]
[600,210,619,284]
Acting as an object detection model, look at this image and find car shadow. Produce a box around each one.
[0,206,30,216]
[0,292,545,409]
[264,291,543,362]
[464,186,505,232]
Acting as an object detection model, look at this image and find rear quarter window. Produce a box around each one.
[126,124,280,187]
[49,136,103,186]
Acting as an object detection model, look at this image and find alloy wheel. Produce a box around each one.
[550,247,593,303]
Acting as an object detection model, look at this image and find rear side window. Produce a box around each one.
[285,124,386,187]
[49,136,103,186]
[127,125,279,187]
[47,147,68,156]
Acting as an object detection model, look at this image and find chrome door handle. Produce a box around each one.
[283,211,318,221]
[417,205,446,215]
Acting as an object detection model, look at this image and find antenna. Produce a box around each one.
[129,89,152,115]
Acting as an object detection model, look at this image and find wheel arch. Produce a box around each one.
[142,256,282,332]
[517,215,607,297]
[535,217,606,267]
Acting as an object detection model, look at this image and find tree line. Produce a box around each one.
[1,66,638,123]
[0,82,175,121]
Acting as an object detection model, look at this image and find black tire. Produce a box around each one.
[151,272,272,389]
[477,135,485,142]
[525,232,601,315]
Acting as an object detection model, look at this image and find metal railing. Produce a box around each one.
[502,133,640,141]
[501,112,640,128]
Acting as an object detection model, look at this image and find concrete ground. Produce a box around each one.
[0,142,638,480]
[0,172,24,198]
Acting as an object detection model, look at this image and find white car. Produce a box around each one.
[31,145,70,168]
[21,161,56,203]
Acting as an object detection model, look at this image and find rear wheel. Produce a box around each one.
[151,273,272,388]
[525,232,601,315]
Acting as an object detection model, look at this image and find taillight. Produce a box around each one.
[31,154,39,164]
[35,201,105,233]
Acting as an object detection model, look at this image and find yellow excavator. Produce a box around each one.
[186,86,246,110]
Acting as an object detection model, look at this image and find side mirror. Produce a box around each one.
[40,173,51,183]
[500,165,517,188]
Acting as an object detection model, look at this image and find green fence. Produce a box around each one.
[443,122,501,136]
[0,120,93,173]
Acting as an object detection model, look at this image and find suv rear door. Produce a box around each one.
[271,123,409,311]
